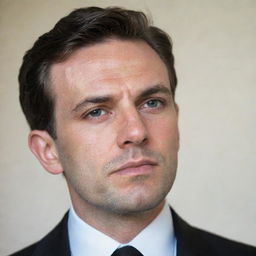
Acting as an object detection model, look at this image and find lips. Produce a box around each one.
[111,159,158,176]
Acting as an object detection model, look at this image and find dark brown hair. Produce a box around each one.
[19,6,177,138]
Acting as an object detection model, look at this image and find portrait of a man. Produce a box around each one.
[0,1,255,256]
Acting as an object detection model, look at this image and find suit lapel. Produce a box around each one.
[171,208,210,256]
[32,212,71,256]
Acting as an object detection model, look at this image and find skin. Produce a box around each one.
[29,39,179,243]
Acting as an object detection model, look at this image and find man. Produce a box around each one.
[11,6,255,256]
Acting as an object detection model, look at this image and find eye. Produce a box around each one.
[143,99,163,108]
[86,108,107,118]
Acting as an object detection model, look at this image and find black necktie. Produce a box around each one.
[111,245,144,256]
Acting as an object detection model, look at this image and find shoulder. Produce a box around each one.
[189,224,256,255]
[171,208,256,256]
[9,244,37,256]
[8,213,70,256]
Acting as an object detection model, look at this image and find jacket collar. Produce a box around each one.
[32,212,71,256]
[31,208,208,256]
[171,208,214,256]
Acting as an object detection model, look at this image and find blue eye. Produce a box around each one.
[145,99,161,108]
[88,109,105,117]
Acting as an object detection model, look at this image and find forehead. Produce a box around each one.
[50,39,169,102]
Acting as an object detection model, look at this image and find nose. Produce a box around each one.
[117,108,148,148]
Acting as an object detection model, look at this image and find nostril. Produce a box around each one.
[123,137,148,146]
[141,137,148,145]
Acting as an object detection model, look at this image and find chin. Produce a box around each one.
[105,189,168,215]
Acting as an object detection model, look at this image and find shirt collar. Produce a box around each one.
[68,202,176,256]
[127,203,176,256]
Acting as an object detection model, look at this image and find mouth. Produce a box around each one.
[111,159,158,176]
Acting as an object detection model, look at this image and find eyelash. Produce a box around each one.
[141,98,165,110]
[81,98,166,120]
[82,108,108,120]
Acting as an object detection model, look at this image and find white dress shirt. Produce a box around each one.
[68,202,177,256]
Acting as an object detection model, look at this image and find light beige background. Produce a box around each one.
[1,0,255,255]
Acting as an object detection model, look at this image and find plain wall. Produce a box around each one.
[1,0,255,255]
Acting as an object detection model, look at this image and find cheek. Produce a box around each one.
[61,124,117,162]
[149,117,179,146]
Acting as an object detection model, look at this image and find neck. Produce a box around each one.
[71,197,165,243]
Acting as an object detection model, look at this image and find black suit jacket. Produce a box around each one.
[9,209,256,256]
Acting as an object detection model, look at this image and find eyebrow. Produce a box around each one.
[72,95,112,113]
[137,84,171,101]
[72,84,171,113]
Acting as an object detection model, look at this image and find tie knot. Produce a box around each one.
[111,245,143,256]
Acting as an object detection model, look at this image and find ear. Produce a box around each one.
[28,130,63,175]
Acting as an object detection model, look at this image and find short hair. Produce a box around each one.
[19,6,177,138]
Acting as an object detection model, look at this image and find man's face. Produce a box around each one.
[50,39,179,215]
